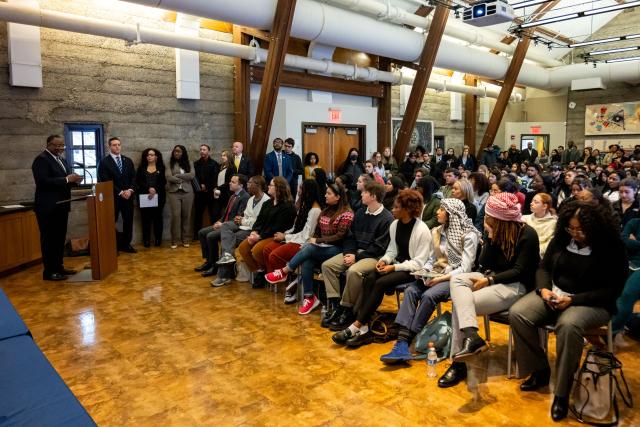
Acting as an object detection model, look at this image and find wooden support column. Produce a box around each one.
[393,4,449,165]
[232,26,250,145]
[478,36,530,156]
[377,57,392,152]
[464,74,477,154]
[248,0,297,173]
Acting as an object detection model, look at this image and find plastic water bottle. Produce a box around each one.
[427,342,437,378]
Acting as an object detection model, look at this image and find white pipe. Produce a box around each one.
[321,0,562,67]
[0,3,517,99]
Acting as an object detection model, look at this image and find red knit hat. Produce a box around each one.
[485,192,522,222]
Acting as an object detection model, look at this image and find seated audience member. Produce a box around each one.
[451,178,477,223]
[136,148,166,247]
[237,177,297,287]
[438,193,539,388]
[313,167,328,198]
[400,152,418,184]
[440,168,460,198]
[265,183,354,314]
[410,167,428,189]
[350,174,372,212]
[322,182,394,330]
[195,174,250,276]
[365,159,385,185]
[603,170,624,203]
[469,172,490,212]
[523,173,547,215]
[261,179,323,300]
[613,217,640,344]
[371,151,386,179]
[381,199,481,363]
[509,201,626,422]
[382,176,405,211]
[565,176,593,205]
[382,146,399,177]
[523,192,557,258]
[612,177,640,231]
[555,169,575,207]
[416,176,441,230]
[210,176,270,286]
[332,190,432,347]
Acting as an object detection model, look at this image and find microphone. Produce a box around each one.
[73,161,93,183]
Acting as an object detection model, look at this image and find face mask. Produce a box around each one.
[350,154,358,161]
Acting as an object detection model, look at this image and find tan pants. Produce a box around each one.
[321,254,378,310]
[237,237,274,272]
[168,191,194,245]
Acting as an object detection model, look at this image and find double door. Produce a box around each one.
[302,124,364,179]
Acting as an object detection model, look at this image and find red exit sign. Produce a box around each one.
[329,109,342,123]
[530,126,541,134]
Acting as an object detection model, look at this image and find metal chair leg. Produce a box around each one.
[436,302,442,317]
[483,315,491,343]
[507,326,513,379]
[607,319,614,353]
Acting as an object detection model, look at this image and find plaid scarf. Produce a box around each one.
[441,198,482,269]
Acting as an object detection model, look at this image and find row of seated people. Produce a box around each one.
[194,173,630,423]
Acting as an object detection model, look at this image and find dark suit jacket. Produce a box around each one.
[194,158,219,192]
[219,189,250,222]
[97,154,136,197]
[263,150,293,183]
[32,151,75,214]
[520,149,538,163]
[231,154,254,178]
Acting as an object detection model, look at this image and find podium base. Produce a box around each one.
[66,269,98,282]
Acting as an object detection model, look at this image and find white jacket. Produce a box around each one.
[239,193,271,230]
[284,207,321,245]
[380,219,433,272]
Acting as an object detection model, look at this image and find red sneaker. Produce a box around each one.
[298,295,320,315]
[265,269,288,284]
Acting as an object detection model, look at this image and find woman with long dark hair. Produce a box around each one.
[265,182,354,315]
[303,152,320,179]
[261,179,324,303]
[438,192,540,388]
[509,201,626,422]
[167,144,195,248]
[136,148,166,247]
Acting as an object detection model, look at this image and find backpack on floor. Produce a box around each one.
[570,349,633,426]
[413,311,452,362]
[370,312,399,344]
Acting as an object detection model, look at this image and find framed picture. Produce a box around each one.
[585,102,640,135]
[391,118,435,155]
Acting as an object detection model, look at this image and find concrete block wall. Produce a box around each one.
[0,0,235,242]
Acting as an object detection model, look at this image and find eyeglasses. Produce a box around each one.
[565,227,585,237]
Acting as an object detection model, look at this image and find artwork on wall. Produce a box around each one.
[391,118,435,154]
[585,139,640,152]
[585,102,640,135]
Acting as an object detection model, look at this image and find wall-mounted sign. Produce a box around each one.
[530,126,541,134]
[329,108,342,123]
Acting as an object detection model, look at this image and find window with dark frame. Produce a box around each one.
[63,124,104,186]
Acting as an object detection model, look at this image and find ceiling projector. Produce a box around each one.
[462,0,515,27]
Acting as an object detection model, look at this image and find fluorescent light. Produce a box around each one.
[583,0,640,16]
[588,46,640,56]
[569,34,640,48]
[605,55,640,63]
[511,0,553,10]
[520,13,579,28]
[627,34,640,40]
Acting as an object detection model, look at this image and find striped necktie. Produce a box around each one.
[116,156,123,173]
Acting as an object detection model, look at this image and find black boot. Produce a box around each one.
[438,362,467,388]
[321,304,343,328]
[520,367,551,391]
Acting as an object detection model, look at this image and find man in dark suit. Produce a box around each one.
[284,137,303,195]
[193,144,219,239]
[231,141,254,177]
[195,174,250,277]
[520,142,538,163]
[97,137,137,253]
[32,135,84,280]
[263,137,293,184]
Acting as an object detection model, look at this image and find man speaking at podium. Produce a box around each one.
[32,135,84,281]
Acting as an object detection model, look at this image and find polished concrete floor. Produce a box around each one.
[1,245,639,426]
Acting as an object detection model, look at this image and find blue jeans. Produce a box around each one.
[287,243,342,297]
[395,280,450,334]
[612,270,640,333]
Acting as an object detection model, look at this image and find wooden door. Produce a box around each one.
[303,126,332,176]
[334,127,361,173]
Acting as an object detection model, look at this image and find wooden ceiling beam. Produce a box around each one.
[248,0,297,173]
[393,3,449,165]
[478,36,531,158]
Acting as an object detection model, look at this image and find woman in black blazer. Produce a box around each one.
[136,148,166,247]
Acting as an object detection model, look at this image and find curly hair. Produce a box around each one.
[395,189,424,218]
[485,215,524,262]
[555,200,620,254]
[170,144,191,172]
[271,176,292,204]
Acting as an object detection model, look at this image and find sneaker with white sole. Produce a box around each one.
[298,295,320,315]
[265,268,288,284]
[170,244,178,249]
[216,253,236,265]
[211,277,231,287]
[183,243,190,248]
[284,278,298,304]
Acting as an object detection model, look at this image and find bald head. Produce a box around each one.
[232,141,243,155]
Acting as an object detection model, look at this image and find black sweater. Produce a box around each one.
[342,206,394,261]
[252,200,296,239]
[536,237,627,313]
[479,224,540,291]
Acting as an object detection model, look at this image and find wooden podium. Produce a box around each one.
[86,181,118,280]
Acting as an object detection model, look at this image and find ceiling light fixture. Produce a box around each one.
[568,33,640,48]
[510,0,554,10]
[587,46,640,56]
[518,0,640,30]
[605,55,640,63]
[519,13,579,28]
[583,0,640,16]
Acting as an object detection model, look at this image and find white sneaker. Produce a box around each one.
[183,243,190,248]
[216,253,236,265]
[170,244,178,249]
[211,277,231,287]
